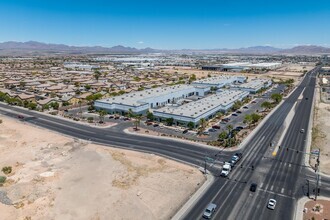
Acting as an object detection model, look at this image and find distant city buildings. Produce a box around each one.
[202,62,282,72]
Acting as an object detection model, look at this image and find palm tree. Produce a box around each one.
[226,125,233,147]
[133,115,142,130]
[198,118,207,134]
[98,110,107,123]
[127,108,134,118]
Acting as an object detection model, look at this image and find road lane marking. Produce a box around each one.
[258,188,293,199]
[270,185,274,191]
[281,188,284,193]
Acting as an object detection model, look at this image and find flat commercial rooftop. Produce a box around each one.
[232,79,270,90]
[155,90,249,119]
[192,75,246,85]
[97,84,195,107]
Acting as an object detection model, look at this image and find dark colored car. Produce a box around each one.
[208,128,216,132]
[17,115,24,119]
[234,126,244,132]
[243,106,248,109]
[252,101,257,103]
[109,115,114,119]
[114,116,120,119]
[250,183,257,192]
[232,113,238,116]
[153,124,159,127]
[146,122,153,126]
[236,110,242,114]
[182,129,189,134]
[212,125,221,129]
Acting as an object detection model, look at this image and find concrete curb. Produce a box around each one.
[171,173,215,220]
[294,196,330,220]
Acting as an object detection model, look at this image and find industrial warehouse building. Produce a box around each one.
[191,75,246,88]
[230,79,272,93]
[94,75,270,123]
[202,62,281,72]
[153,90,249,126]
[94,84,210,115]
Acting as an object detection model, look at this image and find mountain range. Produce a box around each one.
[0,41,329,55]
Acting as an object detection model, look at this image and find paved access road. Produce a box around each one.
[0,67,329,220]
[184,67,330,220]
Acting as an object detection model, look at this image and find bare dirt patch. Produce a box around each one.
[303,199,330,220]
[312,87,330,175]
[0,117,205,220]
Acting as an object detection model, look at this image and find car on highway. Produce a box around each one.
[250,183,257,192]
[230,152,242,166]
[17,115,24,119]
[202,203,217,219]
[221,162,232,177]
[300,129,305,133]
[267,199,277,210]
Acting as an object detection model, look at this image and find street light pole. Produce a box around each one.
[315,148,320,201]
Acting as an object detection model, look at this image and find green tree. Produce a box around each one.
[251,113,261,124]
[94,70,102,82]
[127,108,134,118]
[146,111,154,121]
[198,118,207,134]
[27,102,37,110]
[165,117,174,126]
[271,93,283,104]
[261,101,272,110]
[218,131,228,142]
[187,121,195,130]
[243,114,253,128]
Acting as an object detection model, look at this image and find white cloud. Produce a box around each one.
[137,41,144,44]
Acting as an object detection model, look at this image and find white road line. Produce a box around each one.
[260,182,263,188]
[270,185,274,191]
[281,188,284,193]
[289,164,291,168]
[258,188,293,199]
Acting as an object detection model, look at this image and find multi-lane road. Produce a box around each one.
[0,67,329,220]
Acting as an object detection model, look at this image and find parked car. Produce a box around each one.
[109,115,114,119]
[146,122,153,126]
[153,123,159,127]
[243,106,248,109]
[212,125,221,129]
[223,118,230,122]
[236,110,242,114]
[202,203,217,219]
[252,100,257,103]
[208,128,216,132]
[202,131,210,135]
[220,121,227,124]
[234,126,244,132]
[250,183,257,192]
[267,199,277,210]
[17,115,24,119]
[232,113,238,116]
[182,129,189,134]
[114,116,120,119]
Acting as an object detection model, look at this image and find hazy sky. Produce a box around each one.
[0,0,329,49]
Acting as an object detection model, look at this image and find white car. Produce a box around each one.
[267,199,276,210]
[300,129,305,133]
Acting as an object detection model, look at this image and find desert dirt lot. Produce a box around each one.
[0,117,205,220]
[312,87,330,175]
[303,199,330,220]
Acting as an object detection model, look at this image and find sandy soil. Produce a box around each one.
[0,117,205,220]
[303,199,330,220]
[277,64,315,72]
[312,87,330,175]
